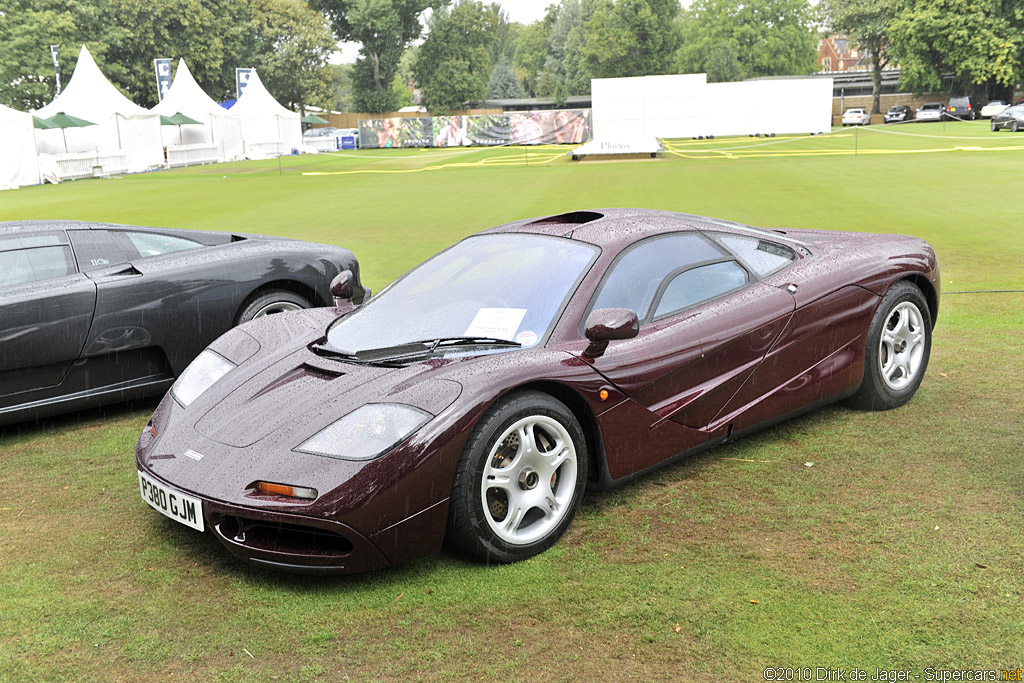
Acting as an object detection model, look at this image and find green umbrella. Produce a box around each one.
[300,114,329,124]
[42,111,97,151]
[160,112,204,144]
[33,116,59,130]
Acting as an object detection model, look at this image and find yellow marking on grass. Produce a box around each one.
[303,149,565,176]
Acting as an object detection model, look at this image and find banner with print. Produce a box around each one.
[154,58,172,102]
[235,68,252,100]
[467,115,511,146]
[511,110,591,145]
[50,45,62,95]
[357,109,591,150]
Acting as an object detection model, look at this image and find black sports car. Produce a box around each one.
[0,220,363,427]
[991,104,1024,132]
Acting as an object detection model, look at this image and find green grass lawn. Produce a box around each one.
[1,121,1023,681]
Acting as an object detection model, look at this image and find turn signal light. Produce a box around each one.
[255,481,318,499]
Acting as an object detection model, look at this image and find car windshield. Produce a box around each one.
[922,104,941,110]
[323,233,598,356]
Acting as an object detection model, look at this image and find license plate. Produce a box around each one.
[138,469,205,531]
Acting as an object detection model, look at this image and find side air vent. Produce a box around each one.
[530,211,604,225]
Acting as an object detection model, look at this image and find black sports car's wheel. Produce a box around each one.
[447,390,588,563]
[236,290,311,324]
[848,281,932,411]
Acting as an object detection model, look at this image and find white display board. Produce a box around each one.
[591,73,833,140]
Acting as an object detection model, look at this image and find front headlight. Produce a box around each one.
[171,350,236,407]
[295,403,432,461]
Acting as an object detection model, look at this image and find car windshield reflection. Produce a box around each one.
[324,233,598,356]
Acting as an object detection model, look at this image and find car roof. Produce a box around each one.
[482,208,807,252]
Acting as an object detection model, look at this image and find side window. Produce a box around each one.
[653,261,748,319]
[712,233,796,277]
[0,246,75,287]
[123,231,202,259]
[68,230,128,271]
[591,233,724,322]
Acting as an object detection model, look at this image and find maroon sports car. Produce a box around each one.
[136,209,939,573]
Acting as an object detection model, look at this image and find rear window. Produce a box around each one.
[949,98,970,107]
[123,231,202,258]
[711,233,797,277]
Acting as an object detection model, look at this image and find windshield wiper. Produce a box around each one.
[312,337,521,366]
[309,342,404,367]
[418,337,521,351]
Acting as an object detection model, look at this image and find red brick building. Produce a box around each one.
[818,35,868,72]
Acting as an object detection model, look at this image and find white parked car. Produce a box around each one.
[980,101,1009,118]
[915,103,944,122]
[842,109,871,126]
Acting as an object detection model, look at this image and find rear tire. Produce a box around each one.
[847,281,932,411]
[447,390,587,564]
[1013,121,1020,133]
[235,290,311,324]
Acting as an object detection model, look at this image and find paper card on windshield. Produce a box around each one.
[465,308,527,341]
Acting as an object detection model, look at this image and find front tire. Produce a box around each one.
[848,281,932,411]
[235,289,311,324]
[447,391,588,564]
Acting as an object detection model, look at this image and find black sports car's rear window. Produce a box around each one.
[122,231,202,259]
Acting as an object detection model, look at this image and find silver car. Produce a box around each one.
[915,103,943,122]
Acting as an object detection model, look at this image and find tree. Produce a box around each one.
[581,0,682,80]
[487,56,525,98]
[678,0,818,83]
[511,14,553,97]
[819,0,899,114]
[413,0,496,113]
[706,44,743,83]
[0,0,336,111]
[889,0,1023,96]
[0,0,104,110]
[243,0,337,111]
[312,0,443,112]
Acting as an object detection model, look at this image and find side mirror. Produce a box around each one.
[582,308,638,359]
[331,270,353,303]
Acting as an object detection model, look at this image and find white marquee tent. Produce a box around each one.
[151,59,243,163]
[0,105,40,190]
[230,69,302,158]
[36,45,163,173]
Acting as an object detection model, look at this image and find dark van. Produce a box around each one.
[945,96,977,120]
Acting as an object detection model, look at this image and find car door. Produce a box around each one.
[575,231,796,477]
[0,232,96,404]
[80,228,238,377]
